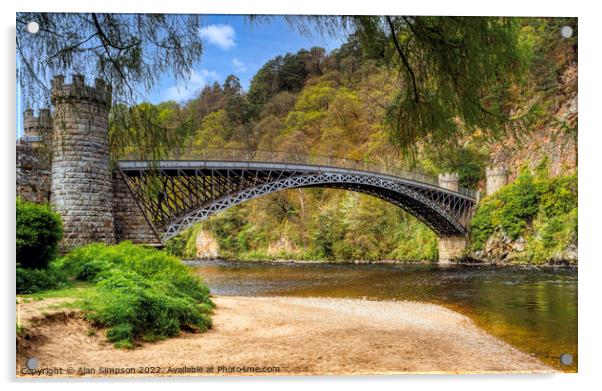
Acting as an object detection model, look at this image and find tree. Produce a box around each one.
[17,13,203,105]
[276,16,529,154]
[17,13,204,158]
[187,82,226,128]
[247,48,326,117]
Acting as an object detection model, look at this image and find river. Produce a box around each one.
[188,260,577,372]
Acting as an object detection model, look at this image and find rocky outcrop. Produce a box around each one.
[474,58,578,265]
[267,235,299,257]
[195,229,220,259]
[489,63,577,181]
[471,232,577,265]
[472,232,528,263]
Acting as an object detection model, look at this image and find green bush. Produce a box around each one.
[16,263,69,294]
[496,171,540,239]
[390,222,438,261]
[469,197,501,250]
[60,242,213,347]
[537,174,577,218]
[16,199,63,269]
[470,171,578,260]
[164,234,187,258]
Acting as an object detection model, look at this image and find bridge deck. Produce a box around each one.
[116,147,478,200]
[118,160,478,201]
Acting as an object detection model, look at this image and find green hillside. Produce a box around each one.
[126,18,576,263]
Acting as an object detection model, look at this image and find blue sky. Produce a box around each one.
[147,15,346,104]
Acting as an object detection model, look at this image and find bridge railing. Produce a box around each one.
[118,146,478,199]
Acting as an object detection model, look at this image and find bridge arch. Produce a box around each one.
[117,160,478,243]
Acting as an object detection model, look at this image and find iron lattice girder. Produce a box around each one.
[118,161,478,242]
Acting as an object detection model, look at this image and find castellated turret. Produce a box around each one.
[21,108,53,148]
[485,165,508,195]
[17,108,53,204]
[50,74,115,248]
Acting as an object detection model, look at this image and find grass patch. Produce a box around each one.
[20,282,92,301]
[58,242,214,348]
[16,262,70,294]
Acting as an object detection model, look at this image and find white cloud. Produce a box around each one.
[162,69,219,102]
[232,58,247,72]
[199,24,236,50]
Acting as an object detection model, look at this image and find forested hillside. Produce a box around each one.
[125,18,577,263]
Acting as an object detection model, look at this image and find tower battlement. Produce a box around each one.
[51,74,112,109]
[22,108,52,141]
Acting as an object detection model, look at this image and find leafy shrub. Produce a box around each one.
[470,170,578,260]
[526,208,577,263]
[16,199,63,269]
[469,197,501,251]
[16,263,69,294]
[60,242,213,347]
[496,171,540,239]
[537,174,577,218]
[164,234,188,257]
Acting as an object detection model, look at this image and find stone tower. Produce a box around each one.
[486,166,508,195]
[437,172,459,192]
[17,109,53,203]
[22,108,53,148]
[50,74,115,248]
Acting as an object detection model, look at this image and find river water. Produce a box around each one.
[189,260,577,371]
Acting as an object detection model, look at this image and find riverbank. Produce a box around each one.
[17,295,554,377]
[182,258,577,268]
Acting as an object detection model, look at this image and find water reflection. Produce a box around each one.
[189,260,577,371]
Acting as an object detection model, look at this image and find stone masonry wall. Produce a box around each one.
[485,166,508,196]
[17,108,53,203]
[16,141,50,204]
[50,75,115,248]
[438,236,467,263]
[437,172,459,192]
[113,170,161,245]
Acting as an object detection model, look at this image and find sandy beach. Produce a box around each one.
[16,295,554,377]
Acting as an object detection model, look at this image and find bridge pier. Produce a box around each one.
[436,172,467,263]
[438,236,467,264]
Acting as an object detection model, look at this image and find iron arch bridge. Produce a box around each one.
[116,149,479,242]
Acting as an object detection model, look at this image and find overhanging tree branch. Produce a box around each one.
[386,16,420,103]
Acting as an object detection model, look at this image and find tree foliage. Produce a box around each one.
[17,13,204,159]
[248,47,326,116]
[279,16,530,154]
[17,13,203,106]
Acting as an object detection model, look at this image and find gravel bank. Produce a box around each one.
[17,296,554,376]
